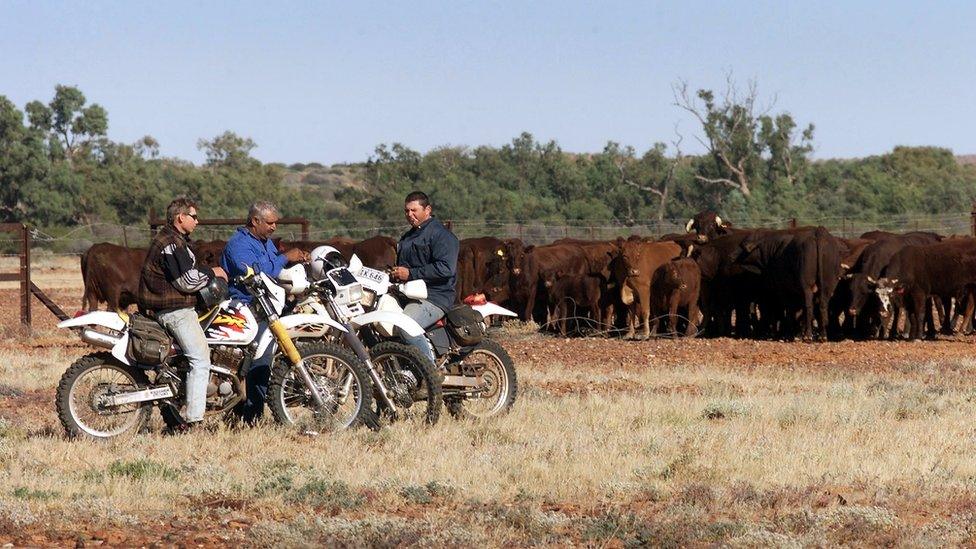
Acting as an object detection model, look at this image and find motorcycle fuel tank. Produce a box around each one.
[204,301,259,345]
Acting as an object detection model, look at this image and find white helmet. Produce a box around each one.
[277,263,310,295]
[309,245,348,280]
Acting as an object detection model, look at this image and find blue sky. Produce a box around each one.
[2,1,973,165]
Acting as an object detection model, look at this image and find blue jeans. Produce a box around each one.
[401,300,444,363]
[157,308,210,423]
[241,322,274,424]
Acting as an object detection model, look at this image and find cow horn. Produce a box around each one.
[685,219,694,232]
[840,263,850,270]
[686,244,694,256]
[866,276,876,284]
[714,215,723,227]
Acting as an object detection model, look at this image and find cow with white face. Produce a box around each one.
[871,277,899,316]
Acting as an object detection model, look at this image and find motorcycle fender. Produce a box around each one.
[58,311,127,331]
[254,313,346,357]
[350,311,424,337]
[110,332,132,366]
[471,302,518,319]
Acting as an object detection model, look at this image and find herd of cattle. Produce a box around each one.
[79,211,976,342]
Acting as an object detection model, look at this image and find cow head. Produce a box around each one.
[504,240,526,276]
[846,273,875,317]
[873,277,900,316]
[685,210,730,243]
[662,261,686,290]
[481,271,512,303]
[616,240,644,278]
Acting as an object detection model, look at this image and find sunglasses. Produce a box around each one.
[185,213,198,220]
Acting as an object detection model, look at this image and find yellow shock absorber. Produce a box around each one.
[269,320,302,364]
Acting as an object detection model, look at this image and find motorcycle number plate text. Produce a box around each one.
[359,267,386,283]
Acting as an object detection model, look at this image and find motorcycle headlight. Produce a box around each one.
[360,289,375,308]
[348,284,363,305]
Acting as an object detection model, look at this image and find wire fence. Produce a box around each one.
[1,212,973,257]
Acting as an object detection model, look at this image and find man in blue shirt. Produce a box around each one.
[221,201,308,423]
[391,191,459,363]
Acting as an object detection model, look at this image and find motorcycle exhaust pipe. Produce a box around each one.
[80,328,122,349]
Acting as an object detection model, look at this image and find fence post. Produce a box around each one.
[789,218,797,229]
[21,224,31,330]
[971,202,976,237]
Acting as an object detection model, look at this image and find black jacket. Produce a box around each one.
[397,217,459,310]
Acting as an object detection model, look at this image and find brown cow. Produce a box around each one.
[80,243,147,311]
[285,236,396,269]
[514,243,588,322]
[190,239,227,268]
[542,271,602,336]
[879,238,976,340]
[650,258,701,337]
[457,237,508,302]
[612,239,681,338]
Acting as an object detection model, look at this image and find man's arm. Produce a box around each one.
[224,236,288,278]
[162,243,213,293]
[407,229,459,283]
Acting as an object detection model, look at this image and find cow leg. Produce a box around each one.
[939,295,954,336]
[624,303,636,339]
[639,293,652,339]
[962,287,976,334]
[686,298,700,337]
[909,293,926,341]
[887,303,902,340]
[557,300,567,337]
[817,291,830,342]
[668,291,680,336]
[924,297,937,340]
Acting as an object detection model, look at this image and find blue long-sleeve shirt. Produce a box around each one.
[397,217,459,311]
[221,227,288,303]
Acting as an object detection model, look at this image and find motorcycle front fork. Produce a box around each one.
[340,327,399,413]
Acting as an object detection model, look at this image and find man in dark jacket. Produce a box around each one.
[138,197,226,428]
[392,191,459,363]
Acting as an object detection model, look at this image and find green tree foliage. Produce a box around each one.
[2,85,976,236]
[25,85,108,162]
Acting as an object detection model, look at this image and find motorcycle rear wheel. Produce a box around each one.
[445,340,518,420]
[268,342,378,431]
[56,352,152,440]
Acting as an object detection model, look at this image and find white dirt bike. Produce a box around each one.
[278,254,445,426]
[55,268,375,440]
[349,257,520,419]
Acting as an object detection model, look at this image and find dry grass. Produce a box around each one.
[3,334,976,545]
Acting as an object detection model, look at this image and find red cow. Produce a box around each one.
[80,243,147,311]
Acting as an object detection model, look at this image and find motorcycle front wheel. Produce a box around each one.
[445,340,518,420]
[268,342,378,431]
[369,341,444,426]
[56,352,152,440]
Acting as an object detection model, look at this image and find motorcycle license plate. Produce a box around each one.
[359,267,386,283]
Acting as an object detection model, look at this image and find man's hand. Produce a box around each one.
[391,266,410,282]
[212,266,228,280]
[285,248,309,263]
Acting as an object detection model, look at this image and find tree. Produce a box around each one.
[674,75,814,198]
[0,96,49,221]
[25,85,108,162]
[134,135,160,159]
[611,132,685,222]
[197,131,257,170]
